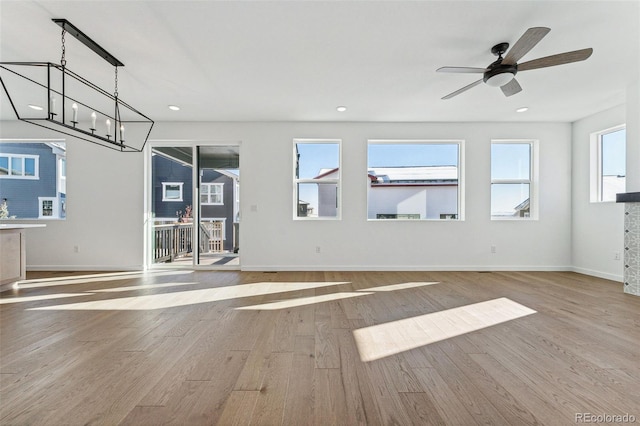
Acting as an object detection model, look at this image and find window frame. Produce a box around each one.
[590,125,626,203]
[490,139,539,220]
[38,196,59,219]
[162,182,184,202]
[201,182,224,205]
[0,153,39,179]
[293,138,342,220]
[366,139,465,221]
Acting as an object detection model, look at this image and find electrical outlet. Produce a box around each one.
[614,252,621,260]
[315,246,321,254]
[491,245,496,254]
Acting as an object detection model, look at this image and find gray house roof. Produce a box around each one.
[368,166,458,184]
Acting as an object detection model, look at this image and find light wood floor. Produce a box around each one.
[1,270,638,425]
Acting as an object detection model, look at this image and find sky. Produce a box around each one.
[601,128,626,176]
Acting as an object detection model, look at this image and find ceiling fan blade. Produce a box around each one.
[502,27,551,65]
[442,79,483,100]
[437,66,487,73]
[517,48,593,71]
[501,78,522,97]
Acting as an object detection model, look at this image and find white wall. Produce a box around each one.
[0,120,573,271]
[571,105,625,281]
[0,121,144,270]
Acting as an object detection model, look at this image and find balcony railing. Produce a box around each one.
[152,223,193,263]
[152,221,225,263]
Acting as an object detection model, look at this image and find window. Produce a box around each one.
[0,153,39,179]
[367,140,463,220]
[591,126,626,202]
[58,157,66,194]
[491,141,537,219]
[294,139,340,219]
[0,141,65,220]
[38,197,59,219]
[162,182,183,202]
[201,183,224,205]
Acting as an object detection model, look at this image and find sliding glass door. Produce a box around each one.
[147,143,240,268]
[196,146,240,266]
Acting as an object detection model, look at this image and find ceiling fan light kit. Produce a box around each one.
[437,27,593,100]
[0,19,153,152]
[484,69,516,87]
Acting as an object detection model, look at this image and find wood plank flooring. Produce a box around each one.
[1,270,639,425]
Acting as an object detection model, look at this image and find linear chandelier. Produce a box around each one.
[0,19,153,152]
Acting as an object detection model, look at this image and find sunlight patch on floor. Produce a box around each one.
[14,270,193,289]
[236,292,373,310]
[353,297,536,362]
[358,282,439,292]
[91,281,201,293]
[233,281,440,311]
[0,293,90,304]
[27,281,351,311]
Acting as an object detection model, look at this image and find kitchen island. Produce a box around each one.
[0,224,45,290]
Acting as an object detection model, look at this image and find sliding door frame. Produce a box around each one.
[143,140,241,270]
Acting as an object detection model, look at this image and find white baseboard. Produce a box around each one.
[241,265,574,272]
[570,267,623,282]
[27,265,145,272]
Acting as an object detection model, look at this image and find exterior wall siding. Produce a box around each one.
[152,155,193,220]
[201,170,235,251]
[368,186,457,219]
[0,143,60,219]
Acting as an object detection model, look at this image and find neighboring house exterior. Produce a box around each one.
[315,166,459,220]
[151,152,239,252]
[368,166,458,219]
[152,153,193,220]
[0,142,66,219]
[200,169,239,252]
[297,200,311,217]
[514,198,530,218]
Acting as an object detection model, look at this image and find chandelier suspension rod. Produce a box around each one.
[52,19,124,67]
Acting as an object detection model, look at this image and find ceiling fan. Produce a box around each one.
[437,27,593,100]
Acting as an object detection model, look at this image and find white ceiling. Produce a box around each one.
[1,1,639,123]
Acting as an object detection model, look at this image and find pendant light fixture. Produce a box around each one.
[0,19,153,152]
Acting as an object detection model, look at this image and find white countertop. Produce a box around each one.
[0,223,47,230]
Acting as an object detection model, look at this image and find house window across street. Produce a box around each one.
[162,182,184,202]
[201,183,224,205]
[0,153,39,179]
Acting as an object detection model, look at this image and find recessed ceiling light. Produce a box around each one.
[336,106,347,112]
[168,105,180,111]
[516,107,529,113]
[28,104,44,111]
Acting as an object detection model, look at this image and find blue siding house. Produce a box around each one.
[152,152,238,252]
[152,154,193,220]
[0,142,66,219]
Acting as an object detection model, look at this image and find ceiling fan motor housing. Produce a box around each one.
[483,62,518,86]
